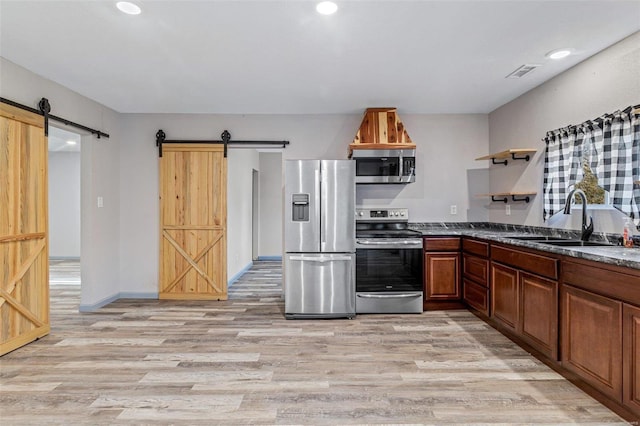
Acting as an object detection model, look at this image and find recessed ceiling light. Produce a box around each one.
[316,1,338,15]
[66,140,77,145]
[546,48,572,60]
[116,1,141,15]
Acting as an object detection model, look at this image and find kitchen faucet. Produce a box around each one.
[562,188,594,241]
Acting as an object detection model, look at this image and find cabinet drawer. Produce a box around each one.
[563,259,640,306]
[424,237,460,251]
[463,238,489,257]
[463,278,489,316]
[492,245,558,280]
[463,254,489,287]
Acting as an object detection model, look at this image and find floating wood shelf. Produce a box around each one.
[477,192,537,203]
[476,149,537,165]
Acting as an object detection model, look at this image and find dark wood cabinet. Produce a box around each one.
[461,239,640,420]
[463,253,489,286]
[462,238,489,258]
[561,284,623,402]
[489,245,559,359]
[425,252,460,299]
[491,262,519,332]
[423,237,461,310]
[520,272,557,359]
[624,303,640,416]
[463,277,488,314]
[462,238,490,317]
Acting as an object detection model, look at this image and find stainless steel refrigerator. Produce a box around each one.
[284,160,356,319]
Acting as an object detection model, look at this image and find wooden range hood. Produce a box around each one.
[348,107,416,157]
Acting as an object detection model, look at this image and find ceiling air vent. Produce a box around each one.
[506,64,540,78]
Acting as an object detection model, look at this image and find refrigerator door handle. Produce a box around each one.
[288,256,353,262]
[319,167,326,248]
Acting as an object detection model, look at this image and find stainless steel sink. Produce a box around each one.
[540,240,614,247]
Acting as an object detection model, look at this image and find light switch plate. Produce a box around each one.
[450,205,457,215]
[97,196,103,208]
[505,204,511,216]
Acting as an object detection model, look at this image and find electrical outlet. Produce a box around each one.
[505,204,511,216]
[450,205,457,215]
[97,196,103,208]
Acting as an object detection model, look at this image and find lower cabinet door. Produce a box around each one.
[491,262,519,332]
[624,303,640,416]
[561,285,623,402]
[425,252,460,300]
[520,272,558,359]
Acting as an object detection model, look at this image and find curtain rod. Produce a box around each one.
[544,103,640,139]
[0,97,110,139]
[155,129,289,158]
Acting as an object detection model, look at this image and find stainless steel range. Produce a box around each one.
[355,208,423,314]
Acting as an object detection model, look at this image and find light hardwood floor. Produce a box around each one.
[0,261,628,424]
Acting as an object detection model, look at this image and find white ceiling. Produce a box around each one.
[1,1,639,115]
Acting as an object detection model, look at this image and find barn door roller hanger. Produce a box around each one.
[155,129,289,158]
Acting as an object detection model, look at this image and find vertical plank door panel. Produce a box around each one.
[159,144,227,300]
[0,102,49,356]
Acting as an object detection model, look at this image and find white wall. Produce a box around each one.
[0,58,122,310]
[488,31,640,229]
[2,59,489,302]
[117,113,489,293]
[258,152,283,257]
[48,151,81,258]
[227,149,260,278]
[357,114,490,223]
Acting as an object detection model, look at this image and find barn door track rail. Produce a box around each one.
[0,97,110,138]
[155,129,290,158]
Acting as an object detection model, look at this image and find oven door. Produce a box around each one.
[355,246,423,292]
[355,244,423,313]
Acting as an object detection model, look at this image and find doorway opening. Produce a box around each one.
[48,126,81,289]
[252,168,260,261]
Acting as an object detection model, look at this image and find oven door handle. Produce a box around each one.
[288,256,353,262]
[356,240,420,245]
[357,293,422,299]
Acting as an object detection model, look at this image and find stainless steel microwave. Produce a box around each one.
[351,149,415,184]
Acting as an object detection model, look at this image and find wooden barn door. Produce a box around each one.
[159,144,227,300]
[0,103,50,356]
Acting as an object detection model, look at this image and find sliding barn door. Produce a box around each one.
[159,144,227,300]
[0,103,50,356]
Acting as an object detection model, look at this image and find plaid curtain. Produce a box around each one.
[542,128,585,220]
[590,106,640,225]
[543,105,640,225]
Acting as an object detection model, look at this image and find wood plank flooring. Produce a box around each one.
[0,261,628,424]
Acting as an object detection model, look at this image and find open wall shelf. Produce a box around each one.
[476,149,537,165]
[477,192,537,203]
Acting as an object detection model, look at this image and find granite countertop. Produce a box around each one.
[409,222,640,271]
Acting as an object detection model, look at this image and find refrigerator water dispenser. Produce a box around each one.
[292,194,309,222]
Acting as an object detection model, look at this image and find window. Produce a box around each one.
[543,105,640,226]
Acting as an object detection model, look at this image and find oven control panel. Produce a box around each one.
[355,208,408,221]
